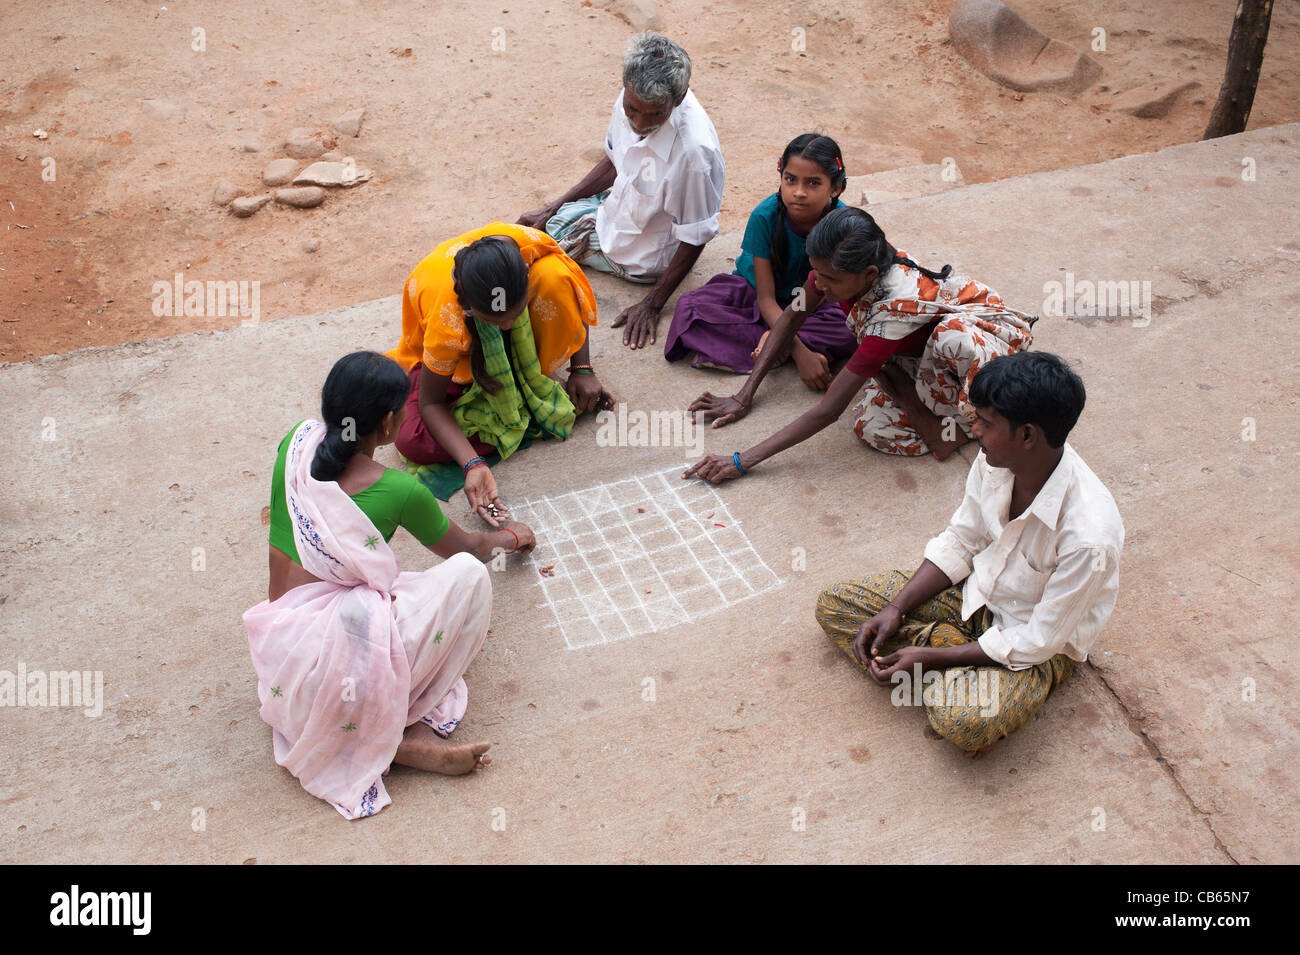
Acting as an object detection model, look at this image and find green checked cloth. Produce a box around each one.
[406,308,573,501]
[454,308,575,456]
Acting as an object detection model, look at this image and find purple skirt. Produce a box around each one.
[663,272,858,373]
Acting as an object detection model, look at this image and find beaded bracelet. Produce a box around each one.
[463,456,487,473]
[733,452,747,476]
[569,363,595,376]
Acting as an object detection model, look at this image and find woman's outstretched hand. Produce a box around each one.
[566,372,616,414]
[683,453,742,484]
[503,521,536,555]
[689,391,749,429]
[464,465,509,527]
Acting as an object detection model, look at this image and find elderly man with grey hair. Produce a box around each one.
[518,32,725,350]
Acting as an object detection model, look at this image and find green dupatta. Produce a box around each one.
[452,308,575,460]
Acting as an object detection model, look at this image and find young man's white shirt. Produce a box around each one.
[923,444,1125,670]
[596,89,725,278]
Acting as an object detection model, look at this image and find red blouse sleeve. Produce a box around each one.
[844,322,935,378]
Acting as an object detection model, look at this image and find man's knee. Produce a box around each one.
[813,583,845,634]
[814,572,902,632]
[925,703,1002,752]
[924,668,1009,750]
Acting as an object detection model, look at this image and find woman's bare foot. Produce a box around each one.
[393,722,491,775]
[876,364,971,462]
[926,431,972,462]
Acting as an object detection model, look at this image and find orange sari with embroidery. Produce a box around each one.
[387,222,598,386]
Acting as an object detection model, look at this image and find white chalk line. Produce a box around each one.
[509,466,783,649]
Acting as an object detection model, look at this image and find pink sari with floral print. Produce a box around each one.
[243,420,491,819]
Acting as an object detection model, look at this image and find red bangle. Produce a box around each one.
[465,459,488,473]
[503,526,520,554]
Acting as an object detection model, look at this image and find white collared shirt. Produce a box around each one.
[595,89,725,278]
[922,444,1125,670]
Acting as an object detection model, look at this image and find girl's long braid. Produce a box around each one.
[770,189,792,294]
[891,251,953,282]
[807,206,953,290]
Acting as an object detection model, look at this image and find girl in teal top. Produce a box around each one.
[664,134,859,389]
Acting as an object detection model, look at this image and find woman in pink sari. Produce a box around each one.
[243,351,536,819]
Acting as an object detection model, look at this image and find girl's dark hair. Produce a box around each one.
[451,237,530,396]
[771,133,846,292]
[311,351,410,482]
[805,206,953,283]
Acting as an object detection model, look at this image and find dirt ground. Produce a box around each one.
[1,0,1297,361]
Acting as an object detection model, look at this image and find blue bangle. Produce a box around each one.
[733,452,747,476]
[463,456,487,473]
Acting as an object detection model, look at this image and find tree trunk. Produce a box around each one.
[1203,0,1274,139]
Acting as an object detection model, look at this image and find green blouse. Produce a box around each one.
[268,422,450,565]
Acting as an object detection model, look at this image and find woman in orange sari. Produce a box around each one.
[387,222,614,525]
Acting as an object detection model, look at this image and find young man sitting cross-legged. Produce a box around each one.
[815,350,1124,755]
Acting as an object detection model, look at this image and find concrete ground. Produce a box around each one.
[2,125,1296,864]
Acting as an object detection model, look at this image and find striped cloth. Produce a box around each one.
[452,308,575,460]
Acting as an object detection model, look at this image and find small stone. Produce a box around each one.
[141,99,179,121]
[229,194,272,217]
[302,238,321,253]
[293,160,372,187]
[331,108,366,138]
[211,179,246,207]
[238,142,261,153]
[283,127,334,160]
[274,186,326,208]
[609,0,663,31]
[320,150,344,162]
[15,154,26,161]
[33,129,48,140]
[262,157,299,186]
[1111,80,1198,119]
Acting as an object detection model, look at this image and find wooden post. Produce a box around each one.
[1203,0,1274,140]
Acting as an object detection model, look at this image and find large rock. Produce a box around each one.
[609,0,663,31]
[331,109,366,138]
[229,195,272,218]
[1111,80,1198,119]
[283,128,334,160]
[950,0,1101,95]
[274,186,326,209]
[293,160,372,188]
[262,158,300,186]
[843,162,967,206]
[211,180,247,207]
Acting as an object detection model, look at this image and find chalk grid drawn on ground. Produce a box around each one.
[510,467,783,649]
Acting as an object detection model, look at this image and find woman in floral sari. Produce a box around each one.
[244,351,536,819]
[685,206,1036,483]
